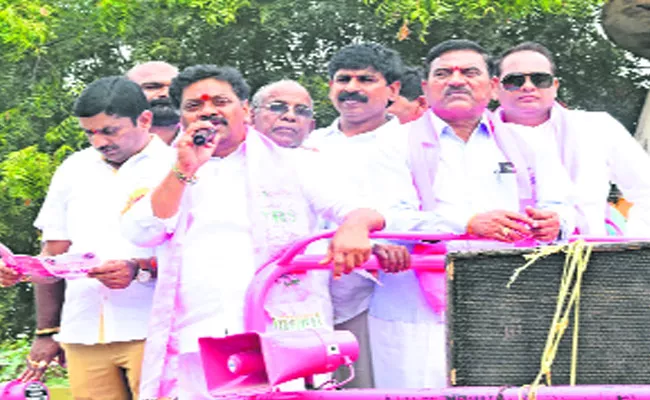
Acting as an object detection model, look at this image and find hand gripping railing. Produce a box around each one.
[244,231,469,332]
[228,231,650,400]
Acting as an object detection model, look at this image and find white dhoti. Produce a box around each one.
[368,271,447,389]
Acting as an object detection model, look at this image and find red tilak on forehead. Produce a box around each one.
[200,94,211,101]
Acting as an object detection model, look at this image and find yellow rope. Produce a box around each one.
[508,240,593,400]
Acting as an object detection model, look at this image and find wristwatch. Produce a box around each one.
[133,257,157,283]
[136,267,152,283]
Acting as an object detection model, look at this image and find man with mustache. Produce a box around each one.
[127,61,180,145]
[0,76,173,399]
[493,41,650,235]
[251,79,315,148]
[302,42,408,389]
[120,64,389,400]
[387,66,428,124]
[370,39,573,388]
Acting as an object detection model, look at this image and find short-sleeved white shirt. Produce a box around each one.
[34,135,174,345]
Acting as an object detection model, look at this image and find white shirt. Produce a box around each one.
[306,117,402,192]
[376,112,520,233]
[501,107,650,236]
[122,138,369,353]
[305,117,403,324]
[369,111,571,323]
[34,136,173,345]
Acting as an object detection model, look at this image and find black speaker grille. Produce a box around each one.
[447,242,650,386]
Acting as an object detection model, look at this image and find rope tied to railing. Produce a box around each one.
[508,240,594,400]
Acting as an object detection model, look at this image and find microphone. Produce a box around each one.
[192,127,216,146]
[193,116,221,146]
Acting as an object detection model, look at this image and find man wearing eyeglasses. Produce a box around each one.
[493,41,650,236]
[371,39,573,389]
[127,61,180,145]
[251,80,315,148]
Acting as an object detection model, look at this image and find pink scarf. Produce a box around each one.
[406,109,536,316]
[494,102,617,235]
[139,129,315,399]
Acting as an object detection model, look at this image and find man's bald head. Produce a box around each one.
[126,61,179,128]
[126,61,178,88]
[251,80,315,148]
[251,80,312,109]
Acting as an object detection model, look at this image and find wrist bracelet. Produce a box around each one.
[35,327,60,337]
[172,165,198,185]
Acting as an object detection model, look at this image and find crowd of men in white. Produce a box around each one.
[1,39,650,400]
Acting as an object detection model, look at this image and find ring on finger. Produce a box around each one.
[502,227,511,237]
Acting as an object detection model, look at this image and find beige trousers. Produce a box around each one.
[61,340,145,400]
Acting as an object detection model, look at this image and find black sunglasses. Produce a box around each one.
[264,101,314,118]
[500,72,554,91]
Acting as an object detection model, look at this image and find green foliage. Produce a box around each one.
[0,146,55,201]
[363,0,607,38]
[0,1,54,61]
[0,286,35,342]
[0,335,68,385]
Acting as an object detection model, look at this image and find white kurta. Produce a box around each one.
[305,117,403,325]
[368,110,573,389]
[121,133,372,399]
[496,105,650,236]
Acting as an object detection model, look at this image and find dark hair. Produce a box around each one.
[327,42,404,84]
[169,65,250,108]
[494,41,557,77]
[399,66,424,101]
[424,39,493,76]
[73,76,149,125]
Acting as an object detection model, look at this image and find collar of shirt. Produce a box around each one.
[496,107,553,133]
[428,109,492,142]
[313,115,399,139]
[91,134,169,172]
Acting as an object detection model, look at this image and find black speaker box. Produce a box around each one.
[446,241,650,386]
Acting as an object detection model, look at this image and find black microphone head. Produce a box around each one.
[193,134,207,146]
[192,127,216,146]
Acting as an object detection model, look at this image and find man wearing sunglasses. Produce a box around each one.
[493,41,650,236]
[371,39,573,389]
[251,80,315,148]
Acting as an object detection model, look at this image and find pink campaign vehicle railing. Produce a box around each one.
[199,231,650,400]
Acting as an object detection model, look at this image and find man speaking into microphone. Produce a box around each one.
[121,64,389,400]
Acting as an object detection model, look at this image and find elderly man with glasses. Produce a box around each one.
[492,41,650,236]
[251,79,316,148]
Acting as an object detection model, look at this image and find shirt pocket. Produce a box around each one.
[493,169,520,209]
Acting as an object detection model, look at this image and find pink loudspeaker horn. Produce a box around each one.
[0,380,49,400]
[199,329,359,395]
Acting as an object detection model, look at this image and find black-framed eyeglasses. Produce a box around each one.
[264,101,314,118]
[500,72,554,92]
